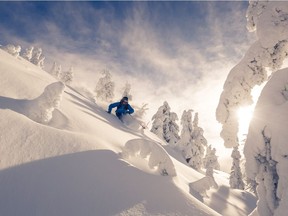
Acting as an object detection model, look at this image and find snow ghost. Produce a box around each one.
[27,82,65,123]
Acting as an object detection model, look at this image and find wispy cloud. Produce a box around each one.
[0,1,255,148]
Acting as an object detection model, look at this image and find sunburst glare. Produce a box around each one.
[237,84,264,143]
[237,106,254,143]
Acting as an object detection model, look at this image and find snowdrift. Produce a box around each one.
[122,138,177,176]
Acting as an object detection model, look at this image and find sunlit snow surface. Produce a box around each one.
[0,50,256,215]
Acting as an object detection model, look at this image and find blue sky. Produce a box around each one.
[0,1,255,154]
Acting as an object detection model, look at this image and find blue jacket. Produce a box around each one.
[108,102,134,115]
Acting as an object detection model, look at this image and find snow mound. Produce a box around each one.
[26,81,65,123]
[0,81,65,125]
[0,150,204,216]
[121,139,177,176]
[190,176,218,200]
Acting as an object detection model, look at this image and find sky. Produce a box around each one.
[0,1,256,161]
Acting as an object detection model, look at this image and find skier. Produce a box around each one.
[107,96,134,121]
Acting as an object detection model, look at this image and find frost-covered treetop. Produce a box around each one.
[1,44,21,57]
[247,1,288,48]
[180,110,193,134]
[152,101,170,120]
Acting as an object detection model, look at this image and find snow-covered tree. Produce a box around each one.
[216,1,288,148]
[203,145,220,179]
[26,82,65,123]
[151,102,169,139]
[192,113,207,148]
[31,47,45,68]
[230,146,245,190]
[151,101,180,146]
[165,112,180,146]
[1,44,21,57]
[188,112,207,170]
[177,110,207,170]
[50,62,61,79]
[61,67,74,85]
[177,110,194,161]
[216,1,288,215]
[95,69,115,102]
[134,103,149,119]
[22,46,34,61]
[122,82,132,100]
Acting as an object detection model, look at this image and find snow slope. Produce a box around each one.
[0,49,256,216]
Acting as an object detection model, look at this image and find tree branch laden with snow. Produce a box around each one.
[151,101,180,146]
[216,1,288,148]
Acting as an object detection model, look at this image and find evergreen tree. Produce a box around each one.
[189,112,207,170]
[151,101,179,146]
[95,69,115,102]
[151,101,170,140]
[61,67,74,85]
[192,113,207,148]
[165,112,180,146]
[2,44,21,57]
[31,47,45,68]
[122,82,132,100]
[177,111,207,170]
[204,145,220,178]
[50,62,62,80]
[230,146,245,190]
[22,46,34,61]
[177,110,194,161]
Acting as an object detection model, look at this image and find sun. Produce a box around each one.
[236,84,264,143]
[237,106,254,143]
